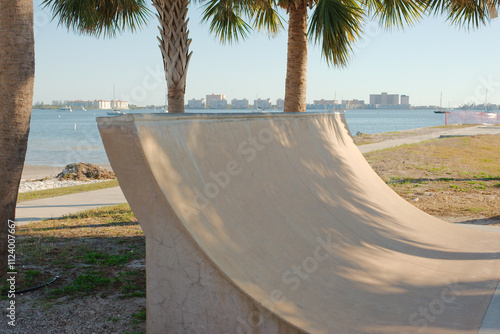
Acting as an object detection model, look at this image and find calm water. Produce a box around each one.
[26,108,448,166]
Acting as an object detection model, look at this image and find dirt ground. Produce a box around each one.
[0,206,146,334]
[363,134,500,226]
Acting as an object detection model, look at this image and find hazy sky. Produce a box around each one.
[33,1,500,107]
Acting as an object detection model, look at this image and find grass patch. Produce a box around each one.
[63,203,135,221]
[13,204,146,331]
[118,271,146,299]
[354,124,476,146]
[466,207,487,214]
[365,135,500,178]
[18,179,119,202]
[49,270,112,298]
[23,270,42,286]
[83,251,136,266]
[449,184,467,192]
[131,309,146,324]
[365,135,500,221]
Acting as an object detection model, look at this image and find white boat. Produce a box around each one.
[60,106,72,112]
[107,83,125,116]
[434,92,449,114]
[107,110,125,116]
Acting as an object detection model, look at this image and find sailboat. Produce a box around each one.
[107,84,125,115]
[484,90,490,112]
[434,92,448,114]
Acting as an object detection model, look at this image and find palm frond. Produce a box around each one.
[309,0,364,66]
[42,0,151,38]
[200,0,253,43]
[425,0,492,29]
[251,0,285,36]
[362,0,426,29]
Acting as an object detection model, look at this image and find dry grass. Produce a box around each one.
[1,204,146,333]
[364,135,500,224]
[353,124,476,146]
[18,179,120,203]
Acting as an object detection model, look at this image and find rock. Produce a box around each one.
[57,163,116,181]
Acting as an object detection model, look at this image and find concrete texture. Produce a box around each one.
[98,112,500,334]
[15,187,126,225]
[478,281,500,334]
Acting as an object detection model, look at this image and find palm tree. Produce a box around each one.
[153,0,192,113]
[43,0,192,113]
[201,0,497,112]
[0,0,35,277]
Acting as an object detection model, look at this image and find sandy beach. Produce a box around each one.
[22,164,113,181]
[20,164,115,193]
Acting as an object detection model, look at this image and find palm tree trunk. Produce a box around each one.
[0,0,35,277]
[283,3,308,113]
[153,0,192,114]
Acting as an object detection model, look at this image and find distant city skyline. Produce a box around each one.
[33,1,500,108]
[42,90,500,109]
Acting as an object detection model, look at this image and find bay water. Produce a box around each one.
[26,108,447,166]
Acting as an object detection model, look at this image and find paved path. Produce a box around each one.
[15,125,499,225]
[15,187,126,225]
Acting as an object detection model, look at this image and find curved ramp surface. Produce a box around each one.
[98,112,500,334]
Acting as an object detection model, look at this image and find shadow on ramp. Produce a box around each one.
[98,112,500,334]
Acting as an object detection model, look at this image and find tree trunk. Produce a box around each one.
[153,0,192,114]
[0,0,35,277]
[283,3,308,113]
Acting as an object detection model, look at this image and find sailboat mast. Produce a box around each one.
[485,90,488,112]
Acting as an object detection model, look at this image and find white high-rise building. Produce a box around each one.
[276,98,285,109]
[231,98,249,109]
[254,98,272,109]
[111,100,129,109]
[93,100,112,109]
[187,98,206,109]
[206,94,228,109]
[370,92,399,106]
[401,95,410,105]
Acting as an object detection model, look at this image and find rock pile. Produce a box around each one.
[57,163,116,181]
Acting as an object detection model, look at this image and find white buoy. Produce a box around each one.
[73,123,77,131]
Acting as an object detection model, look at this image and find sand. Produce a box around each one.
[20,164,114,193]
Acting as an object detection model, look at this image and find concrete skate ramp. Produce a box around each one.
[97,112,500,333]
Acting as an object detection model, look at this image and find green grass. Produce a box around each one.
[83,251,136,266]
[63,203,134,221]
[449,184,467,192]
[23,270,42,286]
[465,207,487,214]
[118,271,146,299]
[131,309,147,325]
[49,270,112,298]
[18,179,119,202]
[14,204,146,332]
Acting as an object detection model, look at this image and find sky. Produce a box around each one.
[33,1,500,107]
